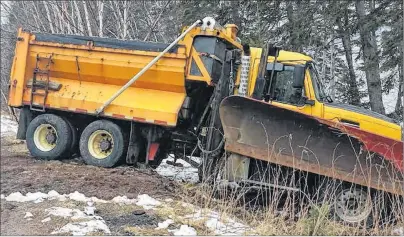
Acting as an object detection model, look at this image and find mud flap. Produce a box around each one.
[16,107,33,140]
[219,96,404,195]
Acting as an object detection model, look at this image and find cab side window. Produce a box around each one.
[271,65,305,105]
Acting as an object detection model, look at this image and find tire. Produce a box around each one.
[62,117,79,158]
[26,114,72,160]
[316,180,375,227]
[79,120,126,168]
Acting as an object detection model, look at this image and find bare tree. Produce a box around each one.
[356,0,385,114]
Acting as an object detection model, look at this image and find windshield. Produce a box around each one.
[308,63,328,102]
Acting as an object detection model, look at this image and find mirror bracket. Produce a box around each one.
[305,99,315,106]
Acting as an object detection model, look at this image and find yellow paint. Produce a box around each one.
[33,124,57,152]
[88,130,113,159]
[9,25,400,141]
[9,26,241,127]
[246,47,402,141]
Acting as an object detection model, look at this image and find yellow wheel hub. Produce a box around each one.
[33,124,57,152]
[88,130,114,159]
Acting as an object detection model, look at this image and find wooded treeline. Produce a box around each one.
[1,0,403,121]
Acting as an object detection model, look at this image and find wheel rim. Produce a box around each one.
[88,130,114,159]
[335,188,372,223]
[33,124,58,152]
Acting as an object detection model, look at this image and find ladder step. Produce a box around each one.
[32,92,46,96]
[34,69,50,74]
[30,106,46,112]
[37,56,53,61]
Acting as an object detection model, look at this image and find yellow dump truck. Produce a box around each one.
[8,17,403,224]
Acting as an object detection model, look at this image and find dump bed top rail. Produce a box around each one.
[34,33,180,53]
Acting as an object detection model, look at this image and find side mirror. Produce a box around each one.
[293,65,305,88]
[268,45,281,57]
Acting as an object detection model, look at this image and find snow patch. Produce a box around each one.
[68,191,90,202]
[5,192,48,203]
[51,220,111,236]
[45,207,87,219]
[90,196,109,204]
[84,202,96,216]
[169,225,197,236]
[392,227,403,236]
[3,190,127,205]
[156,219,174,230]
[0,115,18,137]
[156,157,200,183]
[41,217,51,223]
[24,212,33,219]
[46,206,109,235]
[185,209,249,235]
[136,194,161,210]
[0,194,4,199]
[111,195,136,205]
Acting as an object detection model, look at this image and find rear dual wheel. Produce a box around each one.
[26,114,73,160]
[79,120,126,168]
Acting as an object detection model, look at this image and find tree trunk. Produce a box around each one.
[82,1,93,36]
[43,1,55,33]
[336,9,361,105]
[356,0,385,114]
[395,61,403,114]
[98,1,104,37]
[73,1,84,35]
[286,2,299,52]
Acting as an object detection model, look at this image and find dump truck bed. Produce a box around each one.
[9,29,188,126]
[220,96,404,195]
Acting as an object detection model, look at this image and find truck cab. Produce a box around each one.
[245,48,402,142]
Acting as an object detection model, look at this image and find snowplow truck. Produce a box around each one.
[8,17,403,222]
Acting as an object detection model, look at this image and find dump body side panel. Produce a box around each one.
[9,29,188,126]
[9,29,30,107]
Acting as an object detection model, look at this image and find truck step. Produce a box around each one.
[33,69,50,74]
[32,92,46,96]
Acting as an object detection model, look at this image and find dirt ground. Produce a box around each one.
[0,135,179,235]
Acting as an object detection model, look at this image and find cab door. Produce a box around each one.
[269,65,313,117]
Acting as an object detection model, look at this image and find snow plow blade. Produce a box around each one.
[219,96,404,196]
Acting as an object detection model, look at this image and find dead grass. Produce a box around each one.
[96,202,141,216]
[173,153,404,236]
[154,201,213,235]
[124,226,169,236]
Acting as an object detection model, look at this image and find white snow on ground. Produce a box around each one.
[2,189,252,236]
[24,212,33,219]
[5,191,50,203]
[156,219,175,230]
[2,190,140,205]
[1,115,18,137]
[111,195,137,205]
[392,227,403,236]
[45,207,93,220]
[136,194,162,210]
[185,209,250,235]
[156,156,200,183]
[52,220,111,236]
[46,204,110,235]
[41,217,51,223]
[169,225,197,236]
